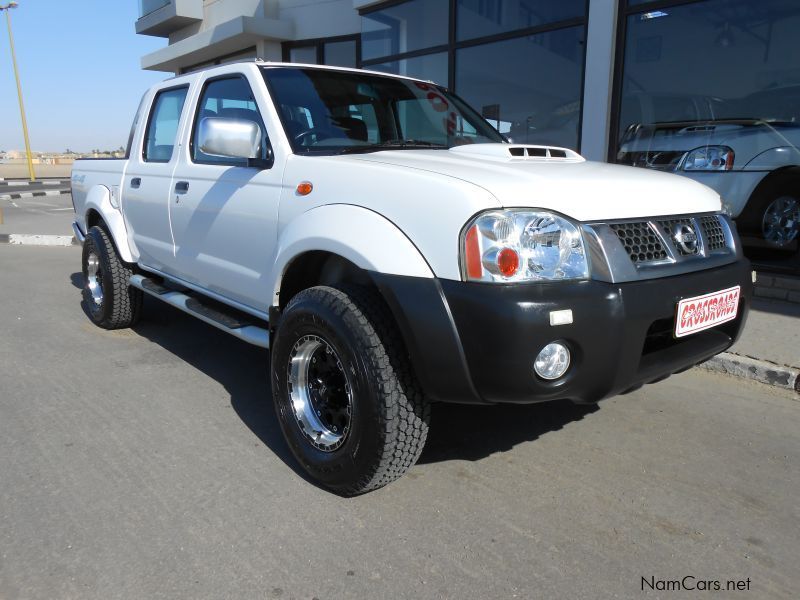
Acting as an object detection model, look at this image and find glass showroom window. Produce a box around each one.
[361,0,449,62]
[614,0,800,163]
[369,52,448,87]
[284,36,359,69]
[456,0,585,41]
[289,45,318,65]
[456,27,586,149]
[324,39,357,68]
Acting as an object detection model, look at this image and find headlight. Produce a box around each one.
[461,210,589,282]
[681,145,734,171]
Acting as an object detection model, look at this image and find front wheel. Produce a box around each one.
[270,285,429,496]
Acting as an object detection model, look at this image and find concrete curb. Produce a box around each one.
[0,189,71,201]
[0,234,78,246]
[697,352,800,393]
[0,179,68,187]
[753,271,800,304]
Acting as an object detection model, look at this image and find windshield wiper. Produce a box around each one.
[337,139,448,155]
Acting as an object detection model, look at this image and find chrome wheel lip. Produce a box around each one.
[287,334,352,452]
[85,252,104,310]
[762,196,800,247]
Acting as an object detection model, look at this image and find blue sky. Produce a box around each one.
[0,1,167,152]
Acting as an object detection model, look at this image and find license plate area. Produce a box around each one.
[675,286,741,338]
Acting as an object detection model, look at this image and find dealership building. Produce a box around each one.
[136,0,800,167]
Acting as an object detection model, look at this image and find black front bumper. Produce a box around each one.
[372,259,752,405]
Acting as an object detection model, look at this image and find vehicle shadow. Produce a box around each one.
[420,401,597,464]
[69,274,600,470]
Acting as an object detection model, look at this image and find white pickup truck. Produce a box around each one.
[72,61,752,495]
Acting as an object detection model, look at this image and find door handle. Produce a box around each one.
[174,181,189,194]
[130,177,141,189]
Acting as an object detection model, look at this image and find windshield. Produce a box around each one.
[261,66,504,155]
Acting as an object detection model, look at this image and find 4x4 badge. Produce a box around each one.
[672,223,698,254]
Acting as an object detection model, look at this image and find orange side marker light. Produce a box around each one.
[296,181,313,196]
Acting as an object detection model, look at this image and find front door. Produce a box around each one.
[122,85,190,271]
[168,74,282,312]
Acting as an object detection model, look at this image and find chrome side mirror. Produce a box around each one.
[198,117,262,160]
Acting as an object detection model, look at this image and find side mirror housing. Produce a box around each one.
[198,117,264,162]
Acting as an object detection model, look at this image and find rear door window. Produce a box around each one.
[143,87,189,163]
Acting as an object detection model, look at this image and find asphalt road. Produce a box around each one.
[0,191,74,236]
[1,245,798,600]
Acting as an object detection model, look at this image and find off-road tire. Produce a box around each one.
[81,225,142,329]
[271,285,430,496]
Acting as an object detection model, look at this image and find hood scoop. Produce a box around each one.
[449,143,584,163]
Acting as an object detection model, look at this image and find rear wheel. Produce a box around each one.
[81,225,142,329]
[740,173,800,251]
[270,285,429,496]
[761,195,800,247]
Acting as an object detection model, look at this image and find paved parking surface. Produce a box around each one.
[0,245,798,599]
[0,191,74,236]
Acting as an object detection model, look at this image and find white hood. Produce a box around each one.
[348,144,721,221]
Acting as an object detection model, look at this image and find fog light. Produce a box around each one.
[534,342,570,380]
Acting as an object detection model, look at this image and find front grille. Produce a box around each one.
[587,214,736,282]
[617,151,685,171]
[609,222,668,264]
[699,215,726,251]
[656,218,699,256]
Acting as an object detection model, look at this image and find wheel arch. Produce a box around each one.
[270,204,434,308]
[82,185,136,263]
[742,165,800,214]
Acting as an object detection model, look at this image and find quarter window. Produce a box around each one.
[143,87,188,162]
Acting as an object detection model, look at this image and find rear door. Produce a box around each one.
[122,84,191,271]
[168,71,283,312]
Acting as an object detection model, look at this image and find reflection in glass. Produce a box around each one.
[324,40,357,68]
[369,52,449,87]
[361,0,449,61]
[139,0,171,18]
[262,66,503,155]
[616,0,800,164]
[456,0,585,41]
[290,46,318,65]
[455,27,585,149]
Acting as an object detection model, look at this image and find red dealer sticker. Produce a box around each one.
[675,286,741,337]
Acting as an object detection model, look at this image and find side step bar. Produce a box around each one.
[130,274,270,349]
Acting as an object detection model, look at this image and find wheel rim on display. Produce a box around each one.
[762,196,800,246]
[86,252,104,311]
[287,335,353,452]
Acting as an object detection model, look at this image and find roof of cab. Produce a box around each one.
[164,59,438,87]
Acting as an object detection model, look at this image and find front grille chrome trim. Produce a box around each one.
[582,213,741,283]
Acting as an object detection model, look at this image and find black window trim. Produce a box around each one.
[608,0,709,161]
[142,84,191,164]
[125,92,148,160]
[357,0,590,152]
[188,73,274,169]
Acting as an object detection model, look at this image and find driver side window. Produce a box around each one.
[191,76,271,166]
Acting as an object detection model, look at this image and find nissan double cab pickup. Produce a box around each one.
[72,61,752,495]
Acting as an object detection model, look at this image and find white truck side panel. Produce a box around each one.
[71,161,138,263]
[270,204,434,305]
